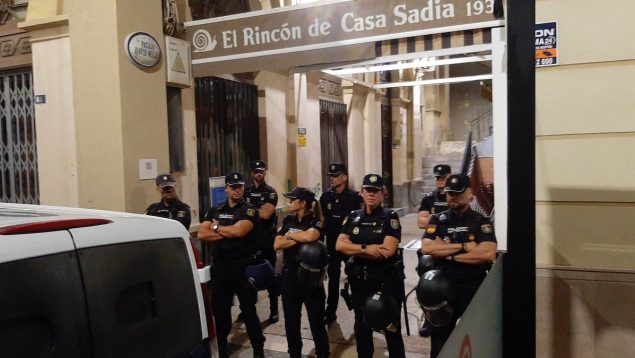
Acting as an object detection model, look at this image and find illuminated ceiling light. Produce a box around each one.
[324,55,491,75]
[373,74,493,89]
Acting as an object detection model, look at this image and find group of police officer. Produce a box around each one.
[147,160,497,358]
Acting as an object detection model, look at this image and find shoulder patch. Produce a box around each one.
[246,208,256,217]
[390,218,400,229]
[177,211,185,218]
[315,221,324,229]
[426,225,437,234]
[481,224,492,234]
[270,192,277,199]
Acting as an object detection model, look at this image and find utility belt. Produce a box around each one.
[440,262,488,282]
[344,257,405,282]
[281,264,299,280]
[212,256,249,271]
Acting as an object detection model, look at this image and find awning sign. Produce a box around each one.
[186,0,504,66]
[535,21,557,67]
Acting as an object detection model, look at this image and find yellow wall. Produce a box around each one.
[536,0,635,270]
[255,70,290,197]
[536,1,635,356]
[24,0,170,213]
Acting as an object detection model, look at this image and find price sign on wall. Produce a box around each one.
[535,22,558,67]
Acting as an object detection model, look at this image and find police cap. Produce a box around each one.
[443,174,471,193]
[433,164,451,177]
[156,173,176,188]
[327,163,347,176]
[251,160,266,171]
[362,173,384,190]
[283,187,315,203]
[225,172,245,186]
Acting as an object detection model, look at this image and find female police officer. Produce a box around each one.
[273,187,330,358]
[336,174,406,358]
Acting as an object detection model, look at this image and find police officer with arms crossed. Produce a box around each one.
[336,174,406,358]
[421,174,497,358]
[198,172,265,358]
[320,163,363,325]
[416,164,451,336]
[244,160,280,324]
[145,173,191,230]
[274,187,330,358]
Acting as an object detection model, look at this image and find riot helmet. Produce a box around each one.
[416,269,456,327]
[362,290,401,333]
[245,259,275,291]
[296,241,328,290]
[416,252,437,277]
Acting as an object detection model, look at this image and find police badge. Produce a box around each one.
[246,208,256,217]
[353,227,360,235]
[481,224,492,233]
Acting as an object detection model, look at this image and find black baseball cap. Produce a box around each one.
[225,172,245,186]
[327,163,347,176]
[443,174,471,193]
[251,160,266,171]
[283,187,315,203]
[362,173,384,190]
[433,164,452,177]
[156,174,176,188]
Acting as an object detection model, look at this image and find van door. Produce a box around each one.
[0,231,92,358]
[75,238,206,358]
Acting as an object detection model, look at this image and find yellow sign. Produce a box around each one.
[298,134,307,147]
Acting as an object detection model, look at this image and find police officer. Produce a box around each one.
[320,163,363,325]
[244,160,280,323]
[417,164,451,229]
[273,187,330,358]
[336,174,406,358]
[421,174,497,358]
[198,172,265,358]
[145,173,191,230]
[416,164,450,336]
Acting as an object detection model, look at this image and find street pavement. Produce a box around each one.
[225,213,430,357]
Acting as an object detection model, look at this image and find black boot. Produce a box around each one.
[252,344,265,358]
[323,311,336,326]
[268,297,279,324]
[419,319,432,337]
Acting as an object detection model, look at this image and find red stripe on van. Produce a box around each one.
[0,219,112,235]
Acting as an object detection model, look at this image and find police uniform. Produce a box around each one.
[320,163,363,322]
[145,174,192,230]
[203,189,264,357]
[277,206,330,358]
[342,175,406,357]
[418,164,451,216]
[422,177,496,358]
[145,200,191,230]
[244,160,280,320]
[418,190,448,216]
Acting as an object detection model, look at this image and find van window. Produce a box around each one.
[0,251,92,358]
[78,238,202,358]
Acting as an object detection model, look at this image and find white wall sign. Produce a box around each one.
[139,159,158,180]
[125,32,162,68]
[165,36,192,87]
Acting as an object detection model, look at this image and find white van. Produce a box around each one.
[0,203,216,358]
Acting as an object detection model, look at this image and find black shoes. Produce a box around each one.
[323,313,337,326]
[268,309,279,324]
[419,319,432,337]
[252,344,265,358]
